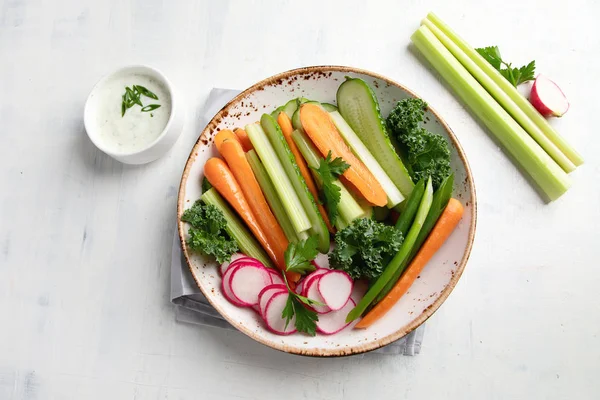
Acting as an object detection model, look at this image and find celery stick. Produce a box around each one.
[246,150,299,242]
[201,188,273,268]
[245,123,311,233]
[425,13,583,168]
[329,111,405,207]
[411,26,571,201]
[291,129,365,224]
[422,17,576,173]
[260,114,329,253]
[346,178,434,322]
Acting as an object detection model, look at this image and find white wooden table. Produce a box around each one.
[1,0,599,398]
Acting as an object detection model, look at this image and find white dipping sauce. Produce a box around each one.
[91,72,172,153]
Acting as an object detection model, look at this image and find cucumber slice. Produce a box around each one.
[321,103,338,112]
[337,78,414,197]
[270,105,284,119]
[291,100,321,133]
[260,114,330,253]
[282,99,299,119]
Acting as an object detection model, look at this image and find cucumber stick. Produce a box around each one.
[337,78,415,198]
[245,123,311,233]
[260,114,330,253]
[291,129,365,225]
[321,103,338,112]
[201,188,273,268]
[329,110,405,208]
[246,150,299,242]
[346,178,433,322]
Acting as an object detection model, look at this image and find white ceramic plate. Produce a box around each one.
[177,66,476,356]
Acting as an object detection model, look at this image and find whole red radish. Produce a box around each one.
[530,75,569,117]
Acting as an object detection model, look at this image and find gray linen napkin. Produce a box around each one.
[170,88,425,356]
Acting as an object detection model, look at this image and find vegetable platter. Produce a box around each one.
[177,66,476,356]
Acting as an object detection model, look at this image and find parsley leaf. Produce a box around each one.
[476,46,536,87]
[284,235,318,274]
[279,236,322,336]
[476,46,502,69]
[311,151,350,225]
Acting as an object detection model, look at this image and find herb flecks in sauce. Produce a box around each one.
[121,85,161,117]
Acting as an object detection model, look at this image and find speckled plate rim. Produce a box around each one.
[177,65,477,357]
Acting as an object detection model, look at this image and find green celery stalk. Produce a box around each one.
[201,188,273,268]
[411,25,571,201]
[422,17,576,173]
[246,150,299,242]
[426,12,583,168]
[291,129,365,224]
[347,178,434,322]
[245,123,312,233]
[375,174,454,302]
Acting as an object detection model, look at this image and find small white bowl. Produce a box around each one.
[84,65,184,164]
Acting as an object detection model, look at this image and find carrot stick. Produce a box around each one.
[219,139,290,265]
[299,103,387,207]
[355,198,464,328]
[214,130,238,153]
[277,112,334,233]
[204,158,287,271]
[234,128,254,152]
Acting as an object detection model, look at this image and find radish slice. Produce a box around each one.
[301,269,329,296]
[305,277,331,314]
[258,284,287,317]
[318,271,353,311]
[220,253,246,275]
[221,264,246,307]
[530,75,569,117]
[251,304,261,314]
[316,298,356,335]
[264,292,297,335]
[229,265,271,306]
[220,255,262,275]
[295,280,304,295]
[267,269,285,285]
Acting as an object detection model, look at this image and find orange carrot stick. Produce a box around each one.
[277,112,334,233]
[234,128,254,152]
[214,130,238,153]
[204,157,285,270]
[299,103,387,207]
[355,198,464,328]
[219,139,290,267]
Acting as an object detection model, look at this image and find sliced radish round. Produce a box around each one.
[267,269,285,285]
[305,277,331,314]
[295,280,304,295]
[221,264,246,307]
[258,284,287,317]
[530,75,569,117]
[264,292,297,335]
[229,265,271,306]
[316,297,356,335]
[220,255,263,276]
[301,269,329,296]
[318,270,353,311]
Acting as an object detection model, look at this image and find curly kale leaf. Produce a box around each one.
[386,99,451,189]
[181,200,238,263]
[329,218,403,280]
